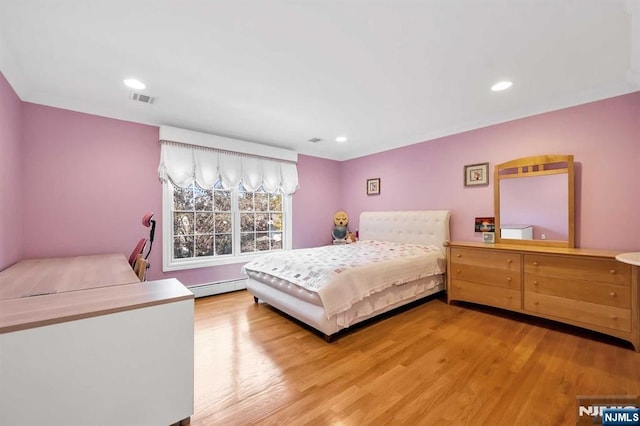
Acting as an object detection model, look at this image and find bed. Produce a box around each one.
[243,210,451,340]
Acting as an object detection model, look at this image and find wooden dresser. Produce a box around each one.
[446,241,639,351]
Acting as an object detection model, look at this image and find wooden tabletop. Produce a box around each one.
[0,254,194,334]
[0,253,140,301]
[0,278,194,334]
[445,241,628,259]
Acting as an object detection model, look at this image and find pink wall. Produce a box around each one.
[0,72,23,270]
[3,71,639,287]
[20,103,164,272]
[17,102,341,284]
[340,91,640,251]
[293,154,342,248]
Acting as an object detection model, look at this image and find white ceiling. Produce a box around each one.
[1,0,639,161]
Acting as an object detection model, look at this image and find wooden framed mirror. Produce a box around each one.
[494,154,575,248]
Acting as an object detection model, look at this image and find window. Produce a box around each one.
[238,185,285,253]
[164,181,292,271]
[157,128,299,271]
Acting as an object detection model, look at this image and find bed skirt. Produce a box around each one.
[247,275,445,338]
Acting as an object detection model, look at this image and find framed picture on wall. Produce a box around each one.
[367,178,381,195]
[464,162,489,186]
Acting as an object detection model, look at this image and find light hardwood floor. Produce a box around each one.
[192,290,640,425]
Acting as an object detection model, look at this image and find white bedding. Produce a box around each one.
[242,240,445,317]
[245,210,451,338]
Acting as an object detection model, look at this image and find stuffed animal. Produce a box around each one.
[345,231,357,244]
[332,211,349,243]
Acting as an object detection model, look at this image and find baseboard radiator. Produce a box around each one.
[188,278,248,298]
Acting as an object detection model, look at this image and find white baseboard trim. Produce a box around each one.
[188,278,247,298]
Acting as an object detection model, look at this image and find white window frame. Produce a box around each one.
[162,182,293,272]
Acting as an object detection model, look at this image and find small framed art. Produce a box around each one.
[464,162,489,186]
[474,217,495,233]
[366,178,381,195]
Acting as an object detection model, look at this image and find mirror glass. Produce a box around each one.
[494,154,574,248]
[499,174,568,241]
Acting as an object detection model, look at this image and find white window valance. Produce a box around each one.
[158,141,299,195]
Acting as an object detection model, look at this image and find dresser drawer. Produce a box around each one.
[450,279,521,311]
[524,254,631,285]
[451,248,520,272]
[452,264,520,290]
[524,293,631,332]
[524,274,630,309]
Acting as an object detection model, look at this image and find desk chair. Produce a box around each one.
[133,254,148,281]
[128,238,147,268]
[142,212,156,260]
[128,212,156,282]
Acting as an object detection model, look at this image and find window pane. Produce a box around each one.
[240,233,255,253]
[174,236,193,258]
[195,212,214,234]
[173,185,194,210]
[269,193,282,211]
[214,190,231,212]
[256,232,270,251]
[271,232,283,250]
[255,191,268,211]
[215,213,232,233]
[215,234,232,255]
[174,212,194,235]
[194,188,213,211]
[240,213,255,232]
[195,235,213,257]
[238,190,253,211]
[270,213,282,231]
[255,213,268,232]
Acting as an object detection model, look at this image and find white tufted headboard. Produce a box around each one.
[358,210,451,248]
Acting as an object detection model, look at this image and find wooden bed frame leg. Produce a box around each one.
[253,296,259,303]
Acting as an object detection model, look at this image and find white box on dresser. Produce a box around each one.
[500,224,533,240]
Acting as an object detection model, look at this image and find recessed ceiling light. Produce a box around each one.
[124,78,146,90]
[336,136,347,143]
[491,81,513,91]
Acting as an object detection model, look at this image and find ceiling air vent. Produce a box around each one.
[308,137,322,143]
[130,92,155,104]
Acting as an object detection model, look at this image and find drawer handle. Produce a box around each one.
[507,277,512,282]
[456,254,462,258]
[507,295,513,300]
[609,269,616,275]
[532,261,539,266]
[533,301,539,305]
[610,315,617,320]
[533,280,539,286]
[609,292,616,297]
[456,269,461,273]
[456,285,462,289]
[506,259,512,264]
